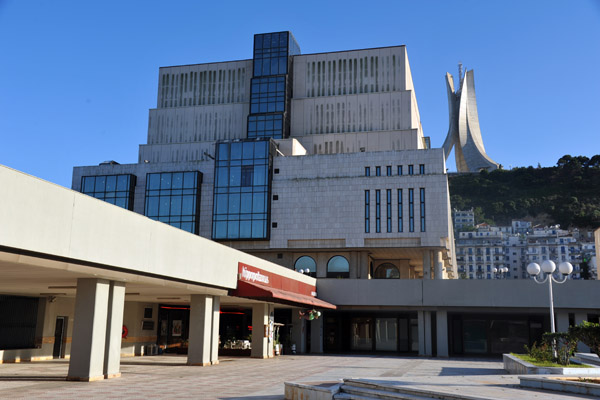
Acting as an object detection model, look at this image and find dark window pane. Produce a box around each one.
[160,173,172,189]
[172,172,183,189]
[105,175,116,192]
[183,172,196,188]
[146,197,158,216]
[95,176,106,192]
[230,142,242,160]
[83,177,95,192]
[148,173,160,190]
[116,175,129,191]
[159,197,170,216]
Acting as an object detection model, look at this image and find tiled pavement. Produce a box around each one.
[0,355,597,399]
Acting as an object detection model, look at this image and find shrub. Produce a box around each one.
[569,321,600,356]
[544,332,578,365]
[524,341,553,363]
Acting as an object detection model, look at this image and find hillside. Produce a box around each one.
[448,155,600,228]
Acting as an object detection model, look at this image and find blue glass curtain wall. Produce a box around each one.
[248,31,300,139]
[212,139,274,240]
[81,174,136,210]
[144,171,202,234]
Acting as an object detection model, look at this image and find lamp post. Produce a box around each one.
[527,259,573,358]
[493,266,509,279]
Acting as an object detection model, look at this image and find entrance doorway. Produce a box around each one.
[52,316,67,359]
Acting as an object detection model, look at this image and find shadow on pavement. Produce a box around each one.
[120,361,187,366]
[220,396,284,400]
[0,376,66,381]
[439,367,505,375]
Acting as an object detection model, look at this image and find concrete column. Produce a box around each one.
[188,295,214,366]
[436,311,449,357]
[556,310,570,333]
[434,250,443,280]
[417,311,432,356]
[575,312,591,352]
[310,316,324,353]
[104,281,125,378]
[251,303,270,358]
[67,278,110,381]
[422,251,431,279]
[210,296,220,365]
[291,312,306,353]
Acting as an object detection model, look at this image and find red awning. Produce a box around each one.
[230,280,337,310]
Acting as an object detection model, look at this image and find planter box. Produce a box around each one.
[503,353,600,375]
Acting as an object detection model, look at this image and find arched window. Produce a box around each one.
[327,256,349,278]
[374,263,400,279]
[294,256,316,278]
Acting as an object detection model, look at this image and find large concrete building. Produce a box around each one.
[72,31,458,356]
[2,32,600,380]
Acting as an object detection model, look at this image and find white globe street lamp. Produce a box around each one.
[493,266,509,279]
[527,260,573,357]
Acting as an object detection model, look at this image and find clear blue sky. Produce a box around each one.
[1,0,599,188]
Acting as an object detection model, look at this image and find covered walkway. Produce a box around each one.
[0,165,328,380]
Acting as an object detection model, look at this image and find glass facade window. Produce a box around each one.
[374,263,400,279]
[386,166,392,176]
[294,256,316,278]
[375,189,381,233]
[145,171,201,233]
[398,165,403,175]
[364,190,370,233]
[420,188,426,232]
[327,255,349,278]
[247,114,283,139]
[386,189,392,233]
[408,165,414,175]
[408,188,414,232]
[419,164,425,174]
[397,189,403,232]
[253,32,291,77]
[81,174,136,210]
[250,76,286,114]
[248,32,299,139]
[365,167,370,177]
[212,139,273,240]
[375,166,381,176]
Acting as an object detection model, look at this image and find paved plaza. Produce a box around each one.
[0,354,597,399]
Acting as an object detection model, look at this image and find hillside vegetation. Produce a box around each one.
[449,155,600,228]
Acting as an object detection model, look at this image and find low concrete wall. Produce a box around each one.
[503,353,600,375]
[520,376,600,397]
[284,381,341,400]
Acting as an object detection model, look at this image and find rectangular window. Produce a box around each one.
[81,174,136,210]
[212,139,273,240]
[376,166,381,176]
[247,114,284,139]
[420,188,426,232]
[375,189,381,233]
[419,164,425,174]
[249,76,286,114]
[145,171,201,234]
[364,190,370,233]
[408,165,414,175]
[386,166,392,176]
[397,189,403,232]
[365,167,370,177]
[408,188,414,232]
[386,189,392,232]
[398,165,403,175]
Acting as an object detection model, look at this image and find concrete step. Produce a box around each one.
[334,392,380,400]
[338,383,439,400]
[342,379,490,400]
